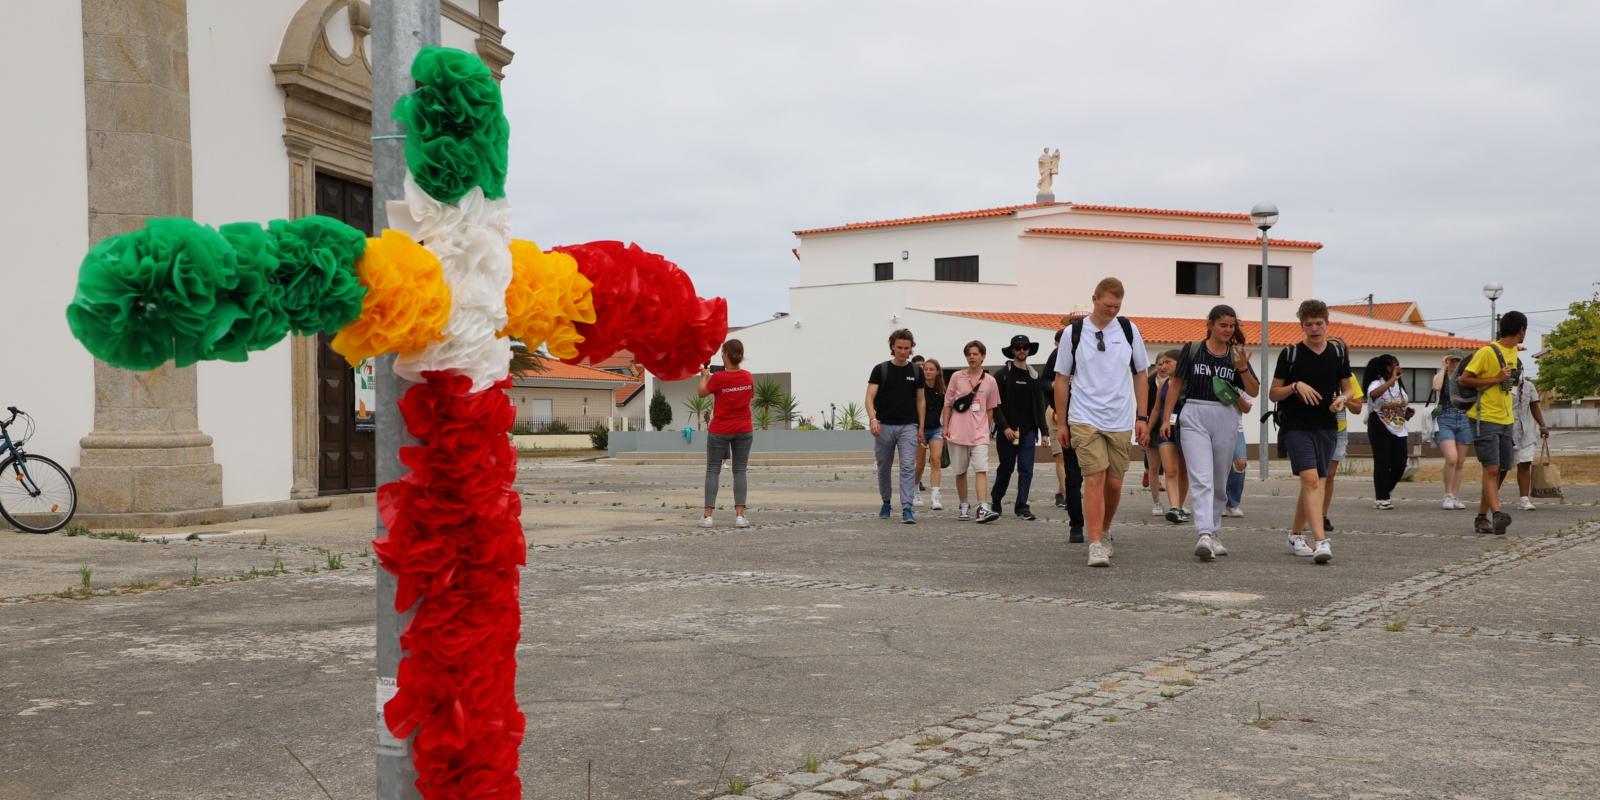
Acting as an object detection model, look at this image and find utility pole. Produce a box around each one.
[373,2,438,797]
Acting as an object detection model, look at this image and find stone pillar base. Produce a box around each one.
[75,432,223,514]
[1036,192,1056,203]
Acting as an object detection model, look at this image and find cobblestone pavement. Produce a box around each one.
[0,460,1596,799]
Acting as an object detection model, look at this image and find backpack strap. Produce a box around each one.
[1068,319,1084,376]
[1119,316,1137,373]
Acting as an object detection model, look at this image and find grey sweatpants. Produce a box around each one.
[1178,400,1240,537]
[875,423,919,508]
[705,432,753,507]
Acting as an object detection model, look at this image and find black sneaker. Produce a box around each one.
[1492,511,1512,535]
[1068,526,1085,543]
[1473,514,1494,534]
[1323,517,1335,533]
[1016,509,1037,521]
[1054,492,1065,508]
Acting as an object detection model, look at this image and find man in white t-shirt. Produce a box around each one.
[1509,374,1549,510]
[1053,277,1151,567]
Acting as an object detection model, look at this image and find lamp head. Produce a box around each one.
[1249,202,1279,231]
[1482,281,1504,301]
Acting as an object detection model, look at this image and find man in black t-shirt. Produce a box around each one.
[866,328,926,524]
[1269,300,1352,564]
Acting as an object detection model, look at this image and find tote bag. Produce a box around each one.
[1531,439,1563,499]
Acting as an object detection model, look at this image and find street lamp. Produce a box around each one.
[1251,202,1278,480]
[1483,281,1504,340]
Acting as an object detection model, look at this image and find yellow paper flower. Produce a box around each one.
[501,239,596,360]
[331,230,452,366]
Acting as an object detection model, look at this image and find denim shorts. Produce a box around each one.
[1434,408,1473,444]
[1473,421,1514,469]
[923,426,943,444]
[1331,429,1349,462]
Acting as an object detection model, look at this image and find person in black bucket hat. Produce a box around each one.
[992,334,1051,521]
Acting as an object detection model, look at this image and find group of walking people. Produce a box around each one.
[700,279,1551,567]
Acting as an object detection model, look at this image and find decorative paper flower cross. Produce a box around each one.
[64,46,727,799]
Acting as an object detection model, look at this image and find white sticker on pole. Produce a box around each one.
[376,676,406,756]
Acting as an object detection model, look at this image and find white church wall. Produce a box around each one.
[189,0,303,504]
[9,3,93,469]
[794,219,1024,288]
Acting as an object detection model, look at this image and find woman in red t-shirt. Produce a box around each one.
[698,339,754,528]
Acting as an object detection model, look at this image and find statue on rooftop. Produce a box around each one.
[1036,147,1060,201]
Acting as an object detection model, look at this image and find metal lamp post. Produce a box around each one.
[1483,281,1504,340]
[1251,202,1278,480]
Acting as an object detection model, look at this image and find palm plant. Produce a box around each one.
[509,340,544,375]
[839,401,866,430]
[776,393,802,430]
[752,378,785,430]
[752,406,774,432]
[682,395,713,428]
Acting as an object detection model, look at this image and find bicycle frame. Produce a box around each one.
[0,424,44,498]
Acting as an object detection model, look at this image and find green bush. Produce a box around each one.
[589,424,609,450]
[649,389,672,431]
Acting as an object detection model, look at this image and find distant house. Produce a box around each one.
[507,362,633,432]
[1329,300,1428,327]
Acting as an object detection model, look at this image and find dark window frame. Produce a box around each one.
[934,255,980,283]
[873,262,893,281]
[1248,264,1291,299]
[1175,261,1222,296]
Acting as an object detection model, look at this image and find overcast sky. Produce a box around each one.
[499,1,1597,342]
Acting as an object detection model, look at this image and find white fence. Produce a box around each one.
[1546,407,1600,429]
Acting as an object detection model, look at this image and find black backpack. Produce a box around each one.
[1450,345,1505,412]
[1068,316,1138,375]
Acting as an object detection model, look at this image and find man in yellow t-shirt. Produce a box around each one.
[1321,345,1365,533]
[1460,310,1526,534]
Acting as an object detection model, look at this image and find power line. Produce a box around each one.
[1424,307,1571,323]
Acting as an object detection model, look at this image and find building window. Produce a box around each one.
[934,255,979,283]
[1399,368,1435,403]
[873,262,893,281]
[1248,264,1291,298]
[1175,261,1221,296]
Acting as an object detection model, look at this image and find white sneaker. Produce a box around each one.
[914,492,924,507]
[1288,533,1314,557]
[1452,496,1468,510]
[930,487,943,511]
[958,502,971,521]
[1087,541,1111,567]
[1194,534,1216,561]
[1211,536,1229,556]
[1374,499,1394,510]
[1517,496,1536,511]
[1224,506,1244,518]
[699,516,714,528]
[735,515,750,528]
[1312,539,1333,564]
[1102,534,1115,558]
[1152,503,1166,516]
[1442,495,1457,510]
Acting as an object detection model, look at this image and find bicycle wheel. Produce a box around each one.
[0,454,77,533]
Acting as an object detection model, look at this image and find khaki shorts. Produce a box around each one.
[1047,420,1063,457]
[947,442,990,475]
[1069,423,1131,478]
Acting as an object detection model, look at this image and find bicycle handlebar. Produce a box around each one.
[1,407,17,429]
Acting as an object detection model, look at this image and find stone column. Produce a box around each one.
[76,0,223,517]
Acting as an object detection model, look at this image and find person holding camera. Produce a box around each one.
[698,340,754,528]
[1363,354,1411,511]
[1460,311,1528,534]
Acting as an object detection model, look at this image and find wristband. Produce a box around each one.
[1136,415,1149,422]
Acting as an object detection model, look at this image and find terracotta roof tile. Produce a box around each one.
[1025,227,1323,251]
[937,311,1485,351]
[1329,301,1418,323]
[793,201,1255,236]
[614,380,644,405]
[793,202,1065,236]
[1065,203,1250,222]
[513,362,632,382]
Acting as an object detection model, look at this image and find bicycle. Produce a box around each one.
[0,406,78,533]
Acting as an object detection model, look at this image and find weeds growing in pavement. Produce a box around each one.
[1160,690,1178,699]
[186,558,202,586]
[79,565,92,591]
[1317,622,1333,632]
[326,552,343,570]
[1251,701,1268,729]
[915,734,947,747]
[911,778,922,791]
[726,778,745,796]
[1384,618,1407,632]
[1103,714,1119,723]
[801,753,819,773]
[259,534,269,546]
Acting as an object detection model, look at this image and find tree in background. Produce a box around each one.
[777,393,802,430]
[682,394,712,428]
[752,378,784,430]
[1537,292,1600,402]
[649,389,672,431]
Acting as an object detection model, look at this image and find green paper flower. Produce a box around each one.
[268,215,368,335]
[65,217,241,371]
[393,46,510,204]
[213,222,290,359]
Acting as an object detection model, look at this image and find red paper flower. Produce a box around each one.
[372,371,525,799]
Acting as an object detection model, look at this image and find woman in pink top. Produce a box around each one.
[698,340,754,528]
[943,341,1002,523]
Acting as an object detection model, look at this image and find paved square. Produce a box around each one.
[1,459,1596,798]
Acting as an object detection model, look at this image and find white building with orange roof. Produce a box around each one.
[721,184,1487,446]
